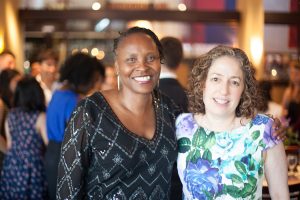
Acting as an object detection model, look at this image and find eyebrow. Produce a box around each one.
[210,73,242,80]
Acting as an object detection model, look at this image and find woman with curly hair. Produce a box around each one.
[176,45,288,199]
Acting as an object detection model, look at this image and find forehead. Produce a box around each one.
[2,54,14,60]
[41,58,57,64]
[116,33,157,52]
[209,56,242,75]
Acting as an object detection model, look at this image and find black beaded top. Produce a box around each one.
[56,90,181,200]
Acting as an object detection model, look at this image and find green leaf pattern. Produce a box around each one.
[176,114,276,199]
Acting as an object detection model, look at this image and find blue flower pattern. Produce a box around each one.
[185,159,222,199]
[176,113,280,200]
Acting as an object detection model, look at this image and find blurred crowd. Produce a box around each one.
[0,49,116,199]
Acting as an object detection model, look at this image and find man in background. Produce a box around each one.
[159,36,188,112]
[0,50,16,72]
[159,36,188,200]
[35,49,59,105]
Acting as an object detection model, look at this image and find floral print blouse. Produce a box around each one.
[176,113,280,200]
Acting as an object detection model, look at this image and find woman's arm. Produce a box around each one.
[0,135,7,153]
[264,142,289,200]
[4,120,11,150]
[36,112,48,145]
[56,102,90,200]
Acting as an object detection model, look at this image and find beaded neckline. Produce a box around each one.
[97,91,161,143]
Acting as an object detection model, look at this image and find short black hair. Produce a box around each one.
[160,37,183,70]
[0,69,20,108]
[13,76,46,112]
[59,52,105,94]
[113,26,164,62]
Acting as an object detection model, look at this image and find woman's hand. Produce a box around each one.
[272,117,287,141]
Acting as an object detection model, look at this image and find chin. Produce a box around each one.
[134,87,155,94]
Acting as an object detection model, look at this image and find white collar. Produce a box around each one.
[159,71,177,79]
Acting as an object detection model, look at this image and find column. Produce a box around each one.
[237,0,264,80]
[0,0,24,72]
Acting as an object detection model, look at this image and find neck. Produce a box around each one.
[118,89,153,115]
[41,77,54,90]
[161,65,175,73]
[200,113,238,132]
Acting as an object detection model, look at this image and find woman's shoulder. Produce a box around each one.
[155,90,183,117]
[77,91,106,109]
[175,113,196,135]
[75,91,111,118]
[251,114,280,150]
[251,113,273,125]
[0,98,7,110]
[176,113,193,122]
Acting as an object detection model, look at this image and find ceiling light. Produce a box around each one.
[178,3,187,11]
[92,2,101,10]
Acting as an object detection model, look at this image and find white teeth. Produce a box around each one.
[214,98,229,104]
[134,76,151,81]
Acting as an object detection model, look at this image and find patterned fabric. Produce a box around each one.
[176,113,280,200]
[0,108,47,199]
[56,90,181,200]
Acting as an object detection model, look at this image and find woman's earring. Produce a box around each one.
[117,75,120,91]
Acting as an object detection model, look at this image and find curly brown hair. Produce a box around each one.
[188,45,262,118]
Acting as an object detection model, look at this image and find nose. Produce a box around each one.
[220,82,229,95]
[136,59,149,71]
[47,65,57,73]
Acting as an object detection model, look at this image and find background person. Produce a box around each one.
[45,52,105,200]
[0,77,48,199]
[101,65,118,90]
[0,50,16,72]
[281,62,300,136]
[258,80,283,119]
[159,36,188,200]
[35,49,59,105]
[176,45,288,199]
[159,36,188,113]
[0,69,22,136]
[0,69,22,173]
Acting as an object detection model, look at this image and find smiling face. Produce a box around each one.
[114,32,161,94]
[40,58,58,84]
[203,56,245,118]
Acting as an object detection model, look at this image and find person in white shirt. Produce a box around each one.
[34,49,59,105]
